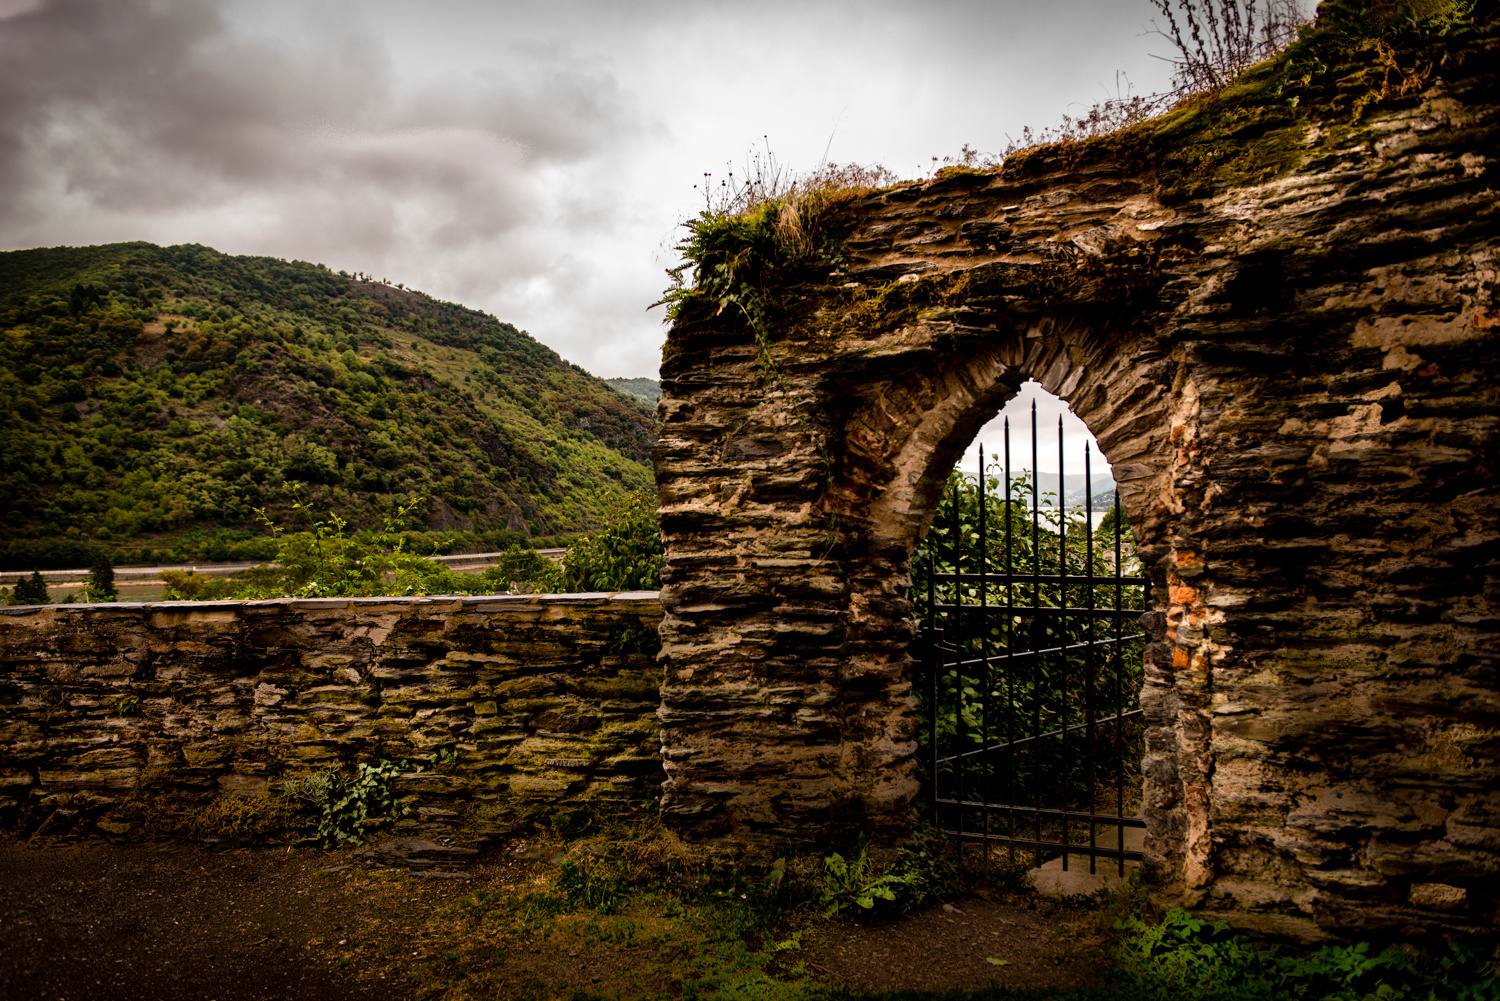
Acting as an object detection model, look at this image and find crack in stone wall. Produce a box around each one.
[653,47,1499,940]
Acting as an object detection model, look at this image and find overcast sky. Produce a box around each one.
[0,0,1231,470]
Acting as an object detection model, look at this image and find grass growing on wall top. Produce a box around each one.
[1005,0,1496,199]
[658,141,909,354]
[661,0,1496,342]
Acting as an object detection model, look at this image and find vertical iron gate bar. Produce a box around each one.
[927,541,938,836]
[1004,419,1017,854]
[1029,401,1042,866]
[950,473,964,847]
[1085,445,1098,875]
[1114,488,1126,872]
[978,445,990,862]
[1058,416,1071,870]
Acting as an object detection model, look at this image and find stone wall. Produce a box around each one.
[653,21,1500,939]
[0,594,663,835]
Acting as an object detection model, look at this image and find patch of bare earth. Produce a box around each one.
[798,897,1112,995]
[0,835,501,1001]
[0,834,1113,1000]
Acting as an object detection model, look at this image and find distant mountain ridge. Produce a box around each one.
[1030,471,1120,508]
[605,378,660,407]
[0,242,658,566]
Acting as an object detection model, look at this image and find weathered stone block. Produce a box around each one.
[0,768,35,789]
[1409,883,1468,911]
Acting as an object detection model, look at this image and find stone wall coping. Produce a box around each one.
[0,591,664,617]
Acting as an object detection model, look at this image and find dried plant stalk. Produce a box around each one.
[1149,0,1306,93]
[696,137,899,221]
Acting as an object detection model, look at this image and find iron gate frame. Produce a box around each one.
[916,407,1149,875]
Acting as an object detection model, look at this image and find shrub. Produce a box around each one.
[79,553,117,602]
[231,498,455,599]
[281,759,415,846]
[561,491,663,593]
[159,569,235,600]
[817,827,962,919]
[157,492,664,600]
[490,542,563,593]
[8,571,50,606]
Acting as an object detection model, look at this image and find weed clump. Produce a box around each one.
[659,141,900,344]
[818,828,964,920]
[188,791,304,840]
[1114,908,1500,1000]
[158,756,424,845]
[281,758,424,846]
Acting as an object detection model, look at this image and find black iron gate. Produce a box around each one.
[913,406,1149,874]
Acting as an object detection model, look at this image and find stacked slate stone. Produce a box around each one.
[0,594,664,837]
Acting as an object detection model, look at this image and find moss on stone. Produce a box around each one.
[1003,5,1496,202]
[690,6,1498,361]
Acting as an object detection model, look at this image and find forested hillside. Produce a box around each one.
[0,242,657,567]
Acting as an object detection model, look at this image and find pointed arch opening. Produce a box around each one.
[908,379,1150,881]
[820,317,1180,871]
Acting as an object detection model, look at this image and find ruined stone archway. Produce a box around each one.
[652,24,1500,941]
[654,270,1186,857]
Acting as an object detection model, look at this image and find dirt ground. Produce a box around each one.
[0,834,1113,1001]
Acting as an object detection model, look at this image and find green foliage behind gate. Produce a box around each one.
[912,462,1147,855]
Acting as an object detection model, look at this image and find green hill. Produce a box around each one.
[0,242,658,568]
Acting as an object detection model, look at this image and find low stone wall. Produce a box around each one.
[0,594,663,836]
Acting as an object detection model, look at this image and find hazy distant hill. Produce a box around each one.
[0,242,658,566]
[605,377,660,408]
[1030,471,1119,508]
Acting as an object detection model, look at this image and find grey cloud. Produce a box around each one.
[0,0,633,252]
[0,0,1247,383]
[1,0,321,218]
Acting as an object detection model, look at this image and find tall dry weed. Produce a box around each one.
[940,1,1312,168]
[696,138,899,223]
[1148,0,1308,92]
[691,3,1315,222]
